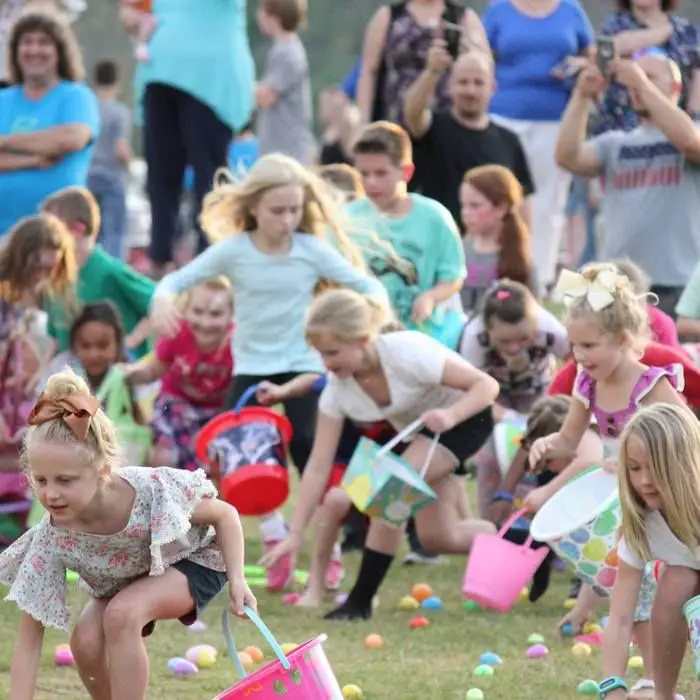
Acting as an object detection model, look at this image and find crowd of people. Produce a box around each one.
[1,0,700,699]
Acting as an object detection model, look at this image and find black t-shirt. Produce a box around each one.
[413,112,535,227]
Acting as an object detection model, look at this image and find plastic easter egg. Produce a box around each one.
[336,593,349,605]
[599,615,609,629]
[282,592,301,606]
[518,587,529,603]
[281,643,299,654]
[577,679,600,695]
[409,615,430,629]
[526,644,549,659]
[237,651,254,670]
[466,689,485,700]
[342,684,364,698]
[479,652,502,666]
[185,644,217,664]
[364,634,384,650]
[628,655,644,671]
[187,619,207,632]
[195,649,217,668]
[527,633,545,644]
[411,583,434,603]
[54,644,74,667]
[399,596,420,611]
[66,570,79,584]
[583,623,602,635]
[561,623,574,637]
[572,642,592,658]
[464,600,481,611]
[472,664,495,678]
[167,657,198,676]
[564,598,577,610]
[421,596,443,610]
[244,645,264,663]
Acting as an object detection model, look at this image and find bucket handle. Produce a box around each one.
[375,418,439,481]
[233,384,261,414]
[222,606,291,679]
[497,507,536,548]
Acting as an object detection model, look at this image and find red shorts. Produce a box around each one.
[324,463,347,495]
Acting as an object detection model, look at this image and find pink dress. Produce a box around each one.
[0,467,225,631]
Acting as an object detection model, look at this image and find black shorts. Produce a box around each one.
[419,407,494,474]
[141,559,227,636]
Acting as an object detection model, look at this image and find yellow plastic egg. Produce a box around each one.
[572,642,592,658]
[342,684,364,698]
[583,623,602,634]
[628,655,644,671]
[563,598,577,610]
[281,643,298,655]
[399,596,420,611]
[195,649,217,668]
[518,587,529,603]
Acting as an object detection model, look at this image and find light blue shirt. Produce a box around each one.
[135,0,255,131]
[0,81,100,235]
[153,233,388,375]
[483,0,594,121]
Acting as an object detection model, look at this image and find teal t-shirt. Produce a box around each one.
[46,246,155,358]
[344,194,466,328]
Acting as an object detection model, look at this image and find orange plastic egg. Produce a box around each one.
[364,634,384,650]
[410,583,434,603]
[244,646,264,663]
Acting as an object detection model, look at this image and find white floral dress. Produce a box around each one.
[0,467,225,631]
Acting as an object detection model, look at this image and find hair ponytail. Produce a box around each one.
[498,210,533,292]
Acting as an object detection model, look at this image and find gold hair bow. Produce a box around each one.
[27,393,101,440]
[554,269,619,312]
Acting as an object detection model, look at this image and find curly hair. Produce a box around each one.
[7,11,85,85]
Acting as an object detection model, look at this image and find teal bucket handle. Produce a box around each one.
[222,606,291,679]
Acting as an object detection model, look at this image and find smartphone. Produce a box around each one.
[442,19,463,60]
[596,36,616,77]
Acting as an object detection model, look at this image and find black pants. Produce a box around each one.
[228,372,319,474]
[650,284,684,320]
[144,83,232,264]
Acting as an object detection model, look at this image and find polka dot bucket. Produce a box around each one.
[530,466,621,595]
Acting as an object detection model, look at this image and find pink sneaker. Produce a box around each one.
[264,540,293,592]
[324,558,344,591]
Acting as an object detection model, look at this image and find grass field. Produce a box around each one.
[0,495,697,699]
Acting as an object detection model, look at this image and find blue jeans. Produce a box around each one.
[565,176,599,267]
[88,172,127,258]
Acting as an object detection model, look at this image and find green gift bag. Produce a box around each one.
[97,368,152,466]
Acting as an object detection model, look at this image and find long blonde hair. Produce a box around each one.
[305,288,393,344]
[618,403,700,562]
[22,369,119,475]
[199,154,365,270]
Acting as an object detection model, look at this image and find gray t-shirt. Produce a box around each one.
[257,35,315,165]
[89,98,131,182]
[592,123,700,287]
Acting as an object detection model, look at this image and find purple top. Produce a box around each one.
[573,364,684,438]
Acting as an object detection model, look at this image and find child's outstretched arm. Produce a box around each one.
[190,498,256,617]
[487,446,528,524]
[123,354,168,385]
[256,373,322,405]
[10,613,44,700]
[529,399,591,468]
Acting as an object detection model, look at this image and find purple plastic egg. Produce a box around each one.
[187,619,207,632]
[54,644,74,667]
[167,657,199,676]
[526,644,549,659]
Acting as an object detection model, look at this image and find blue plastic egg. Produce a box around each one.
[421,596,443,610]
[479,652,503,666]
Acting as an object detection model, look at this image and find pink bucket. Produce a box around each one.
[462,508,550,613]
[213,608,343,700]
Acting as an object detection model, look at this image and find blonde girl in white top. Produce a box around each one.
[262,288,499,620]
[601,403,698,700]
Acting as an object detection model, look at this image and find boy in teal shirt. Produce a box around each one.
[41,187,154,358]
[346,121,465,330]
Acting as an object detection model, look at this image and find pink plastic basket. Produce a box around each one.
[213,607,344,699]
[462,508,550,613]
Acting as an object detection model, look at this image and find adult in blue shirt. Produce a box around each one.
[0,11,99,236]
[482,0,594,292]
[132,0,255,279]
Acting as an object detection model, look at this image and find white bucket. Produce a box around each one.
[530,467,621,595]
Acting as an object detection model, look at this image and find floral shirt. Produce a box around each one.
[593,12,699,135]
[0,467,225,631]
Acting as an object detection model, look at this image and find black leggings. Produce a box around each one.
[228,372,318,474]
[144,83,232,264]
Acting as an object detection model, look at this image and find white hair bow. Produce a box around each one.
[554,269,620,312]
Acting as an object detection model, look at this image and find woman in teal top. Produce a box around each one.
[132,0,255,278]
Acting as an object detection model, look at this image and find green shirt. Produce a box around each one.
[46,246,155,358]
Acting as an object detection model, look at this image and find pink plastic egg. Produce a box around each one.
[54,644,74,666]
[526,644,549,659]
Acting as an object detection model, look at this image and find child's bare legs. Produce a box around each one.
[649,566,698,700]
[415,474,496,553]
[455,478,471,519]
[103,567,196,700]
[71,598,111,700]
[297,488,351,607]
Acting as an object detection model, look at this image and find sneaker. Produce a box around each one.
[403,546,447,565]
[324,558,344,591]
[263,540,293,592]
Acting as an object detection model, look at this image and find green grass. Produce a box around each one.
[0,499,696,699]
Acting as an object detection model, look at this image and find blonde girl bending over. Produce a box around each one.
[150,154,387,591]
[600,404,696,700]
[262,289,498,621]
[528,262,686,700]
[0,369,253,700]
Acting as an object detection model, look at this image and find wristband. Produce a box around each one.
[598,677,627,697]
[490,491,514,504]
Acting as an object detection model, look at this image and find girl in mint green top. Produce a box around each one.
[151,154,386,591]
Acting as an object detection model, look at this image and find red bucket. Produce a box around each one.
[195,385,292,516]
[214,608,344,700]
